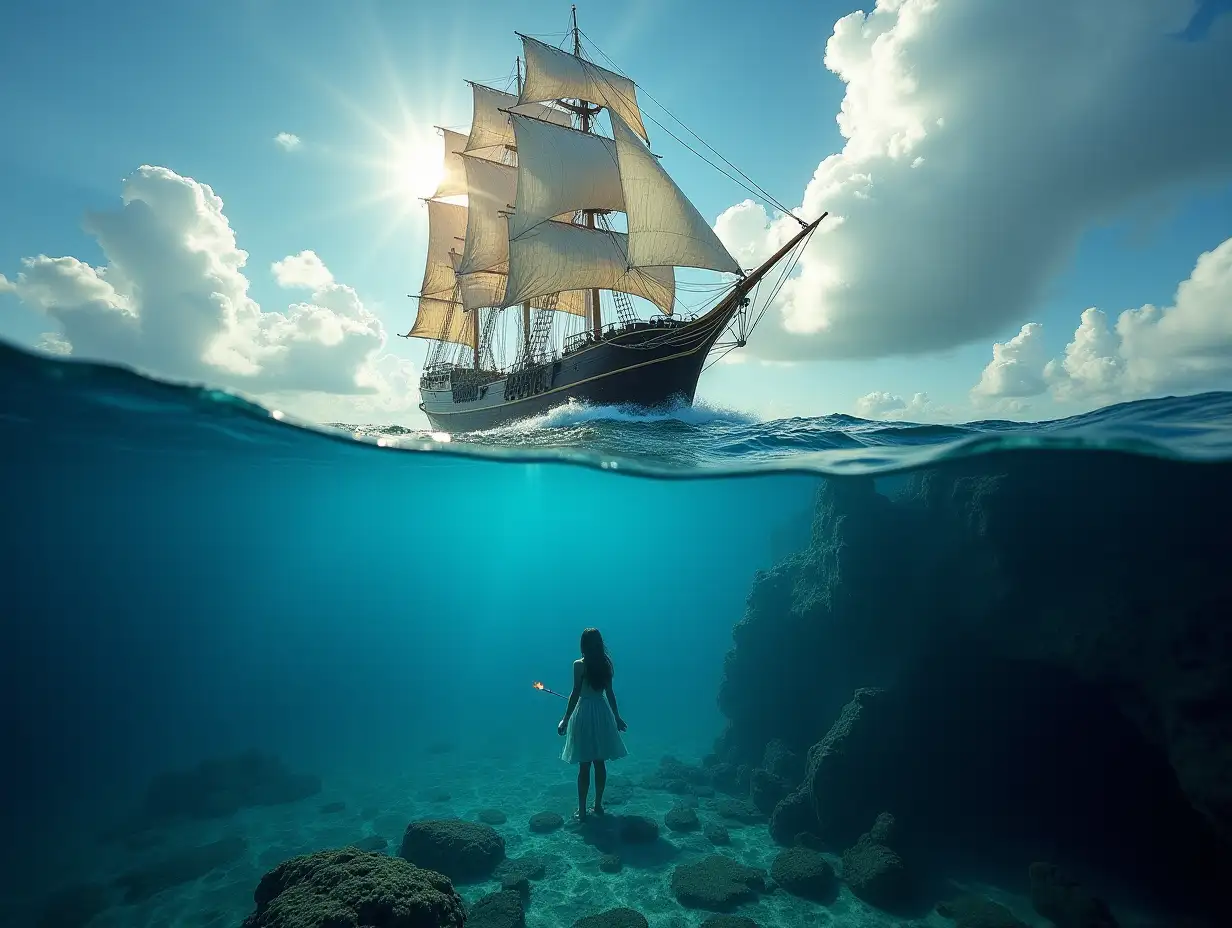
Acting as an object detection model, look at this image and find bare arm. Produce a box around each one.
[606,685,624,726]
[561,661,584,725]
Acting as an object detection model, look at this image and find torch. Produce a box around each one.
[533,681,567,699]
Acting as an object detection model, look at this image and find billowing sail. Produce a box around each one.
[456,155,517,275]
[459,267,587,316]
[503,220,675,315]
[519,35,648,142]
[508,113,623,240]
[410,199,472,345]
[465,83,571,159]
[432,129,470,199]
[610,113,741,274]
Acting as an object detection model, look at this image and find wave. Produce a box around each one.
[3,339,1231,477]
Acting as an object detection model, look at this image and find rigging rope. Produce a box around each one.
[575,30,799,220]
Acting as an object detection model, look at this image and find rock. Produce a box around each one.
[714,799,764,824]
[701,917,761,928]
[749,768,790,815]
[599,854,622,873]
[841,814,910,912]
[665,807,700,832]
[711,763,740,794]
[529,811,564,833]
[770,847,836,901]
[494,856,548,881]
[466,889,525,928]
[660,755,710,784]
[937,894,1030,928]
[399,819,505,882]
[139,751,319,822]
[478,809,508,825]
[1029,862,1120,928]
[500,874,530,902]
[671,855,767,911]
[618,815,659,843]
[761,739,803,783]
[113,836,247,903]
[241,847,465,928]
[319,801,346,814]
[35,882,111,928]
[354,835,387,852]
[572,908,648,928]
[704,823,731,845]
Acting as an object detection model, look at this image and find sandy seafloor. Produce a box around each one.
[54,735,1079,928]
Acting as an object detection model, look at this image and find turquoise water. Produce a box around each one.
[2,338,1230,928]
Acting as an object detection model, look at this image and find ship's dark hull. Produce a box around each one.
[420,315,724,432]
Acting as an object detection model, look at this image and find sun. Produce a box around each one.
[386,129,445,201]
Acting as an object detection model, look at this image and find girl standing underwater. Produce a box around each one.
[557,627,628,820]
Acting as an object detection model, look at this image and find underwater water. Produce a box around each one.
[2,337,1231,928]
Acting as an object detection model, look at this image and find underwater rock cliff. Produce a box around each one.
[715,450,1232,911]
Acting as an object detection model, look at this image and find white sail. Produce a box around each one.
[508,114,623,240]
[432,129,470,199]
[465,83,571,159]
[409,296,472,345]
[503,220,675,315]
[519,35,648,143]
[421,199,467,299]
[456,155,518,275]
[459,267,587,316]
[609,112,741,275]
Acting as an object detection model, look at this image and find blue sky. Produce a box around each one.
[2,0,1231,425]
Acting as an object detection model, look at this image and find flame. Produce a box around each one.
[533,681,545,690]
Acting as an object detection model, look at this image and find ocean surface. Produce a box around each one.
[2,338,1230,928]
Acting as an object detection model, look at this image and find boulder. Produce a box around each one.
[841,814,910,912]
[240,847,465,928]
[704,823,731,845]
[671,855,766,911]
[466,889,525,928]
[665,807,700,832]
[572,909,648,928]
[770,847,836,901]
[529,811,563,833]
[937,894,1030,928]
[399,819,505,882]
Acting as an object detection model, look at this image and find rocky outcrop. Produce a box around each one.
[399,819,505,883]
[769,847,836,901]
[241,847,465,928]
[715,451,1232,904]
[840,814,910,912]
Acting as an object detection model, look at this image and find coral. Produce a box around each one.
[240,847,465,928]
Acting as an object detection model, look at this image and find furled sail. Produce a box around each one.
[432,129,470,199]
[410,198,472,345]
[503,220,675,315]
[609,113,741,274]
[507,113,623,240]
[465,83,571,159]
[518,35,648,143]
[455,155,518,275]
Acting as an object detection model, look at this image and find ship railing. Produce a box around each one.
[562,314,697,356]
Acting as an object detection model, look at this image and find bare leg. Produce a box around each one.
[593,760,607,814]
[577,762,591,819]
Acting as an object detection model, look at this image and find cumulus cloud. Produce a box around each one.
[274,132,302,152]
[968,234,1232,406]
[0,165,412,405]
[971,322,1048,401]
[854,390,947,421]
[715,0,1232,361]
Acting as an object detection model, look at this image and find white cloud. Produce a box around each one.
[715,0,1232,362]
[272,250,335,290]
[0,165,418,413]
[971,322,1048,401]
[274,132,302,152]
[854,390,948,421]
[967,234,1232,406]
[36,331,72,356]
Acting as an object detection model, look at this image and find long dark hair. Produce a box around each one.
[580,627,613,690]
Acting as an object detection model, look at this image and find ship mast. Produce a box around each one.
[516,55,532,361]
[572,5,603,337]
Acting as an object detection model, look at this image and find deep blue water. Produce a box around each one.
[2,339,1231,928]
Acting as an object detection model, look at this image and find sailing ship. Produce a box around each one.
[403,10,823,432]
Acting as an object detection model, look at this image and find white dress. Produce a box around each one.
[561,682,628,764]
